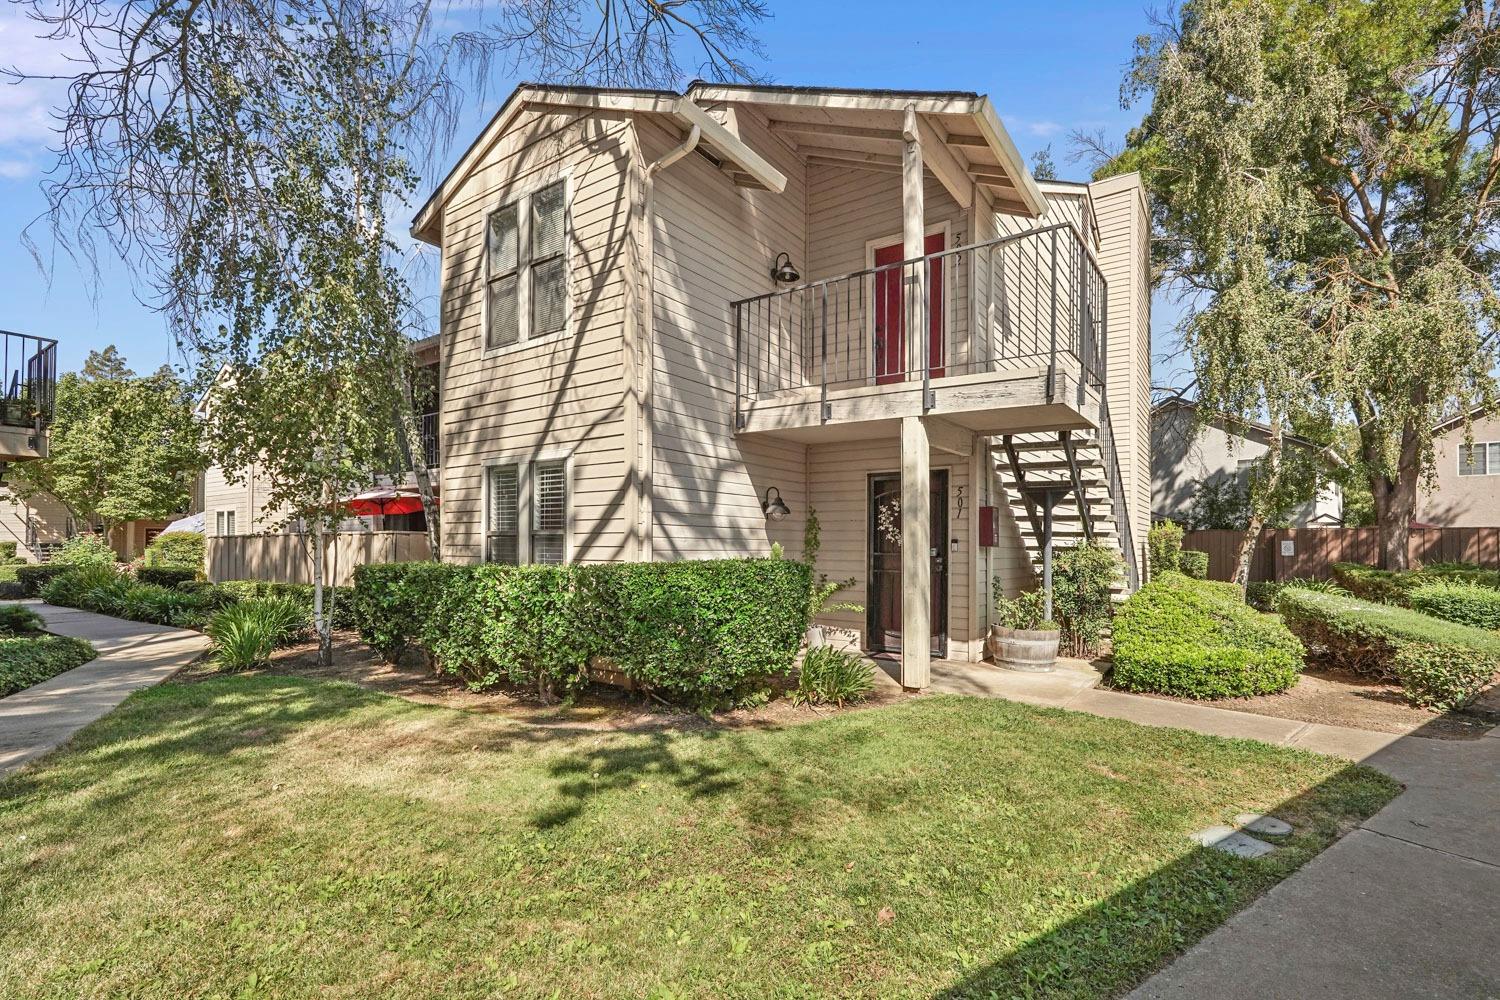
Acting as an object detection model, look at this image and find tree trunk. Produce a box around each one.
[1364,412,1424,571]
[393,399,440,561]
[312,515,332,667]
[1233,416,1284,587]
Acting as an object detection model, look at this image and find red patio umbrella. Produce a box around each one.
[343,488,435,517]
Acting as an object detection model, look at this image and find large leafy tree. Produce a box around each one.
[1117,0,1500,569]
[8,347,202,535]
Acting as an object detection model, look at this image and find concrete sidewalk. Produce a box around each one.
[0,602,208,776]
[888,657,1500,998]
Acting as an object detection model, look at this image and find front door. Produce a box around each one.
[872,232,946,384]
[867,470,949,657]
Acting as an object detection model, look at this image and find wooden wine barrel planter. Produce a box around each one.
[988,625,1060,672]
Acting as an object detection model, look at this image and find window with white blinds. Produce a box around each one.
[484,459,568,564]
[485,464,520,564]
[1458,442,1500,476]
[484,179,569,351]
[215,510,236,536]
[532,460,567,564]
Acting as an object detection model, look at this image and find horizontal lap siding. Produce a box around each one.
[0,488,70,561]
[441,110,636,564]
[645,113,810,560]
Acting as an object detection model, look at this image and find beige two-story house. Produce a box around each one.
[413,82,1152,689]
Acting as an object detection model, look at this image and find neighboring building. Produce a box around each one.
[197,334,441,536]
[1151,398,1344,527]
[410,82,1154,688]
[1415,405,1500,527]
[0,487,70,561]
[0,330,56,471]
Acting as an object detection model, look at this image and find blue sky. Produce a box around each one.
[0,1,1180,380]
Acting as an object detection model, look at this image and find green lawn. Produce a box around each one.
[0,676,1397,999]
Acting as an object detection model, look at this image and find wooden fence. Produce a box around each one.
[1180,526,1500,583]
[206,531,431,586]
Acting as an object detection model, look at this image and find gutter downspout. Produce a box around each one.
[637,122,701,562]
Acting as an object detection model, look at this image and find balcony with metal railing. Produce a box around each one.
[0,330,58,464]
[731,223,1106,440]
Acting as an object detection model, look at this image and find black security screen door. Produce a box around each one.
[866,470,948,657]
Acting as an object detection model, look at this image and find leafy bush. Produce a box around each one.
[216,580,355,630]
[1147,521,1184,575]
[51,534,118,568]
[0,581,23,600]
[1111,574,1303,699]
[40,565,122,608]
[792,646,876,707]
[142,531,204,571]
[16,564,72,597]
[1247,578,1347,612]
[0,541,15,561]
[1052,541,1122,656]
[1278,588,1500,710]
[205,602,282,671]
[1179,550,1209,579]
[137,567,199,589]
[0,635,97,696]
[38,566,230,628]
[354,558,812,708]
[1408,580,1500,631]
[1330,563,1421,606]
[0,605,43,636]
[993,588,1048,630]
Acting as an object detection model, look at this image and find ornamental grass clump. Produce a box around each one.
[205,600,305,671]
[792,646,876,707]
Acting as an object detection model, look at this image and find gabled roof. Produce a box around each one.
[411,81,1049,244]
[1153,397,1345,465]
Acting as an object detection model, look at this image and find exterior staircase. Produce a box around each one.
[993,418,1140,597]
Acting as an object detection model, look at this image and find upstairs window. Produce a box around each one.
[485,178,570,351]
[1458,442,1500,476]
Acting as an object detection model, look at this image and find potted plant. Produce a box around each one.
[988,589,1060,672]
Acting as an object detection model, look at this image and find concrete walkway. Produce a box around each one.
[881,657,1500,998]
[0,602,208,777]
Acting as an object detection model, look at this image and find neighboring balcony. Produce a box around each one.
[732,224,1106,442]
[0,331,57,466]
[420,410,440,469]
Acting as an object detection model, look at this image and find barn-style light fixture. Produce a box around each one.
[770,252,801,284]
[761,486,791,521]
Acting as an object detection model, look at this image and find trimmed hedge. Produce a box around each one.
[41,566,227,628]
[1179,550,1209,580]
[1330,563,1423,606]
[352,558,812,706]
[0,635,97,697]
[1408,580,1500,631]
[16,564,72,597]
[1111,572,1303,699]
[1278,588,1500,710]
[137,567,199,589]
[142,531,205,571]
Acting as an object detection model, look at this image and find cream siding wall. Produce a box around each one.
[1416,411,1500,526]
[201,462,289,535]
[439,109,637,564]
[644,113,809,560]
[0,488,70,561]
[1090,174,1152,575]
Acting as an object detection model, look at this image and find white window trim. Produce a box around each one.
[1457,441,1499,477]
[480,451,572,564]
[481,170,575,360]
[863,220,953,384]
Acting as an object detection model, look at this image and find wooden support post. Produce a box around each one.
[902,106,925,388]
[901,415,932,689]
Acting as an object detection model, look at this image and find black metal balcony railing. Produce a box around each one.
[0,331,58,431]
[420,411,439,469]
[732,223,1106,426]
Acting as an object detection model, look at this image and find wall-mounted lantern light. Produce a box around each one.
[761,486,791,521]
[771,252,801,284]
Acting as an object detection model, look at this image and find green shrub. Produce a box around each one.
[1179,550,1209,580]
[142,531,204,571]
[0,635,96,696]
[0,605,43,636]
[993,588,1048,630]
[40,565,121,608]
[1408,580,1500,631]
[137,567,199,589]
[792,646,876,707]
[1278,588,1500,709]
[1052,541,1122,656]
[0,541,15,561]
[1111,575,1303,699]
[1147,521,1184,575]
[216,580,356,630]
[0,581,23,600]
[1248,578,1347,612]
[205,602,281,671]
[51,534,117,568]
[1330,563,1421,606]
[353,558,811,708]
[16,564,72,597]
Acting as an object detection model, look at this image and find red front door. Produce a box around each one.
[873,232,945,384]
